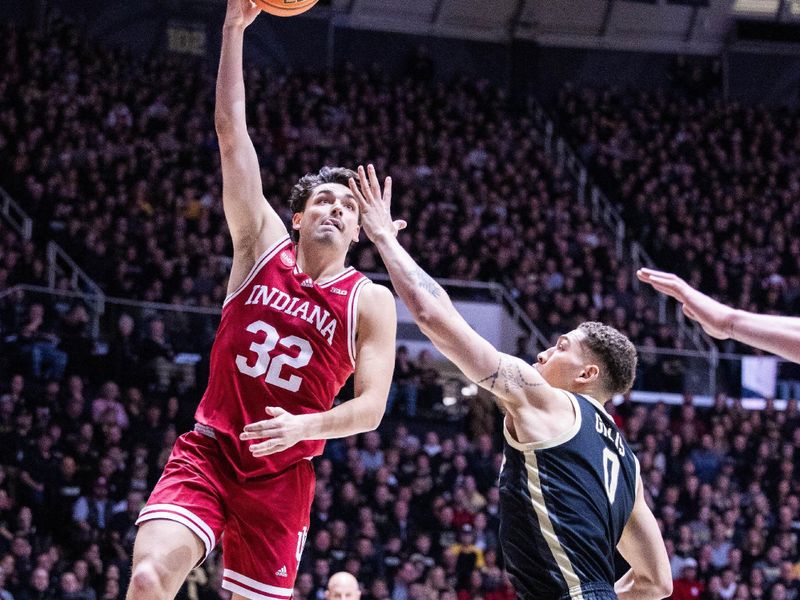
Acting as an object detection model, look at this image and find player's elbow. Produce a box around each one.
[642,568,672,599]
[415,307,450,340]
[214,108,232,132]
[367,414,382,431]
[214,112,244,142]
[415,310,437,333]
[655,573,673,599]
[215,125,242,150]
[362,406,383,431]
[355,394,386,431]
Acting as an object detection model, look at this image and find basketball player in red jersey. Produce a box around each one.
[124,1,398,599]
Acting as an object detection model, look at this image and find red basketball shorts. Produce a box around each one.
[136,429,315,600]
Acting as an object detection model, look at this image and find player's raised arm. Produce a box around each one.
[349,165,562,415]
[216,0,287,279]
[614,480,673,600]
[637,268,800,363]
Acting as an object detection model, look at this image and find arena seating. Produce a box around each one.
[0,19,797,600]
[555,85,800,343]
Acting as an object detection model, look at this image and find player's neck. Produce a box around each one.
[567,384,602,403]
[295,242,348,282]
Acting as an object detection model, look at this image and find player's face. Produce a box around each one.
[535,330,597,391]
[293,183,360,249]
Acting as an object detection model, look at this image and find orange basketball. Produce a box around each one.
[253,0,318,17]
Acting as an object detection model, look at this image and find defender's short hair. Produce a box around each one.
[578,321,637,397]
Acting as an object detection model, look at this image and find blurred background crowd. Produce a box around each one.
[0,359,799,600]
[0,11,798,600]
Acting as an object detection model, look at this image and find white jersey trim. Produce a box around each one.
[223,235,292,308]
[522,450,585,599]
[581,393,612,417]
[503,390,582,451]
[222,581,287,600]
[317,266,356,288]
[136,503,216,560]
[347,278,370,366]
[223,569,293,598]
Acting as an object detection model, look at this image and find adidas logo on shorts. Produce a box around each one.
[275,565,288,578]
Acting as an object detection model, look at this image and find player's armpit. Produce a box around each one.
[615,479,672,600]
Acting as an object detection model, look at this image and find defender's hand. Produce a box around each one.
[224,0,260,29]
[349,164,407,242]
[636,268,736,339]
[240,406,307,457]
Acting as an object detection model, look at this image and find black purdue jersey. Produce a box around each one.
[499,391,639,600]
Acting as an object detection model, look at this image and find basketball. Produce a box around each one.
[253,0,318,17]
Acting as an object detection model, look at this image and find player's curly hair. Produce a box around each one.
[288,166,358,243]
[578,321,637,398]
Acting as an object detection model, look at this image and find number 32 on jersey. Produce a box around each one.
[235,320,312,392]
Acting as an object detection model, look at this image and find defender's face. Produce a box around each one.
[293,183,360,248]
[535,329,595,391]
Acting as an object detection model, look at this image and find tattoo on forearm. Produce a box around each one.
[415,267,444,298]
[478,356,545,395]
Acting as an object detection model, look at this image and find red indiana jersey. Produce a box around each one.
[195,235,371,480]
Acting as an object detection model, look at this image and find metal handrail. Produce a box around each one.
[45,242,106,337]
[46,242,104,297]
[529,99,627,259]
[491,282,551,351]
[0,284,774,361]
[4,280,554,358]
[631,241,668,323]
[4,284,794,406]
[630,240,719,381]
[365,272,551,351]
[531,100,717,355]
[630,240,716,356]
[0,186,33,239]
[0,284,219,315]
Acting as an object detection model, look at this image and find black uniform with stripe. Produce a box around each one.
[499,391,639,600]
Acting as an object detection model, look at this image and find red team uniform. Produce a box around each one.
[137,235,372,600]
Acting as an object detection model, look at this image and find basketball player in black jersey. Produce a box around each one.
[350,165,672,600]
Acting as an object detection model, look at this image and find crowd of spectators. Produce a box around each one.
[0,19,685,353]
[1,19,800,600]
[0,339,799,600]
[0,224,48,293]
[554,85,800,349]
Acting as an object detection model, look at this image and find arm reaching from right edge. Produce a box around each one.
[637,268,800,363]
[614,481,673,600]
[216,0,288,295]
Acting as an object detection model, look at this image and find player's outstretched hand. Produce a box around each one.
[240,406,305,457]
[348,164,407,242]
[224,0,260,30]
[636,268,735,339]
